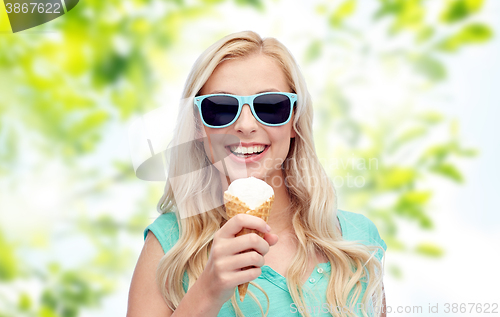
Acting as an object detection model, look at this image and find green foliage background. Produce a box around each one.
[0,0,494,315]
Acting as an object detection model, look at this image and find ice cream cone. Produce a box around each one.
[223,191,274,302]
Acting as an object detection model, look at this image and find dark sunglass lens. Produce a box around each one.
[201,96,239,126]
[253,94,291,125]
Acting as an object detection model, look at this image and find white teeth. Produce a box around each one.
[229,145,266,155]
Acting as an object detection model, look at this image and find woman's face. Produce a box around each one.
[199,53,296,185]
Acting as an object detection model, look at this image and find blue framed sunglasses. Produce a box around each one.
[194,92,297,128]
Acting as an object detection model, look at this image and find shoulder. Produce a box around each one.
[337,209,387,260]
[129,229,174,316]
[143,212,180,254]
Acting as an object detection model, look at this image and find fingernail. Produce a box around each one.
[266,225,271,232]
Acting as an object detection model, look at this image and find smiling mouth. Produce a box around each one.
[226,145,268,158]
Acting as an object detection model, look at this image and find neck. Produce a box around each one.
[261,170,294,234]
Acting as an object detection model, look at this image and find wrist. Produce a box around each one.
[196,270,227,307]
[172,273,225,317]
[193,270,227,307]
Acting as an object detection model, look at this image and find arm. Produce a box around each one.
[127,215,278,317]
[127,231,173,317]
[127,232,225,317]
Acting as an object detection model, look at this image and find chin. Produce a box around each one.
[249,173,265,180]
[224,168,277,183]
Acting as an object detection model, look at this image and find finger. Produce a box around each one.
[263,233,279,247]
[220,214,271,238]
[231,251,265,270]
[229,233,270,256]
[231,267,262,286]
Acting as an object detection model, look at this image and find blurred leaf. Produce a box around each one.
[458,147,479,157]
[48,262,61,275]
[92,248,135,272]
[17,293,32,311]
[370,209,398,236]
[304,40,323,63]
[40,267,109,317]
[67,111,109,140]
[389,126,427,153]
[414,55,447,81]
[389,264,403,279]
[395,191,433,228]
[0,230,17,281]
[0,123,18,172]
[451,118,459,136]
[416,25,435,43]
[201,0,225,4]
[112,84,141,119]
[438,23,493,52]
[113,160,137,179]
[41,289,57,310]
[418,111,444,124]
[39,306,58,317]
[385,236,406,251]
[421,144,451,164]
[234,0,264,11]
[465,0,484,11]
[373,0,403,20]
[127,212,151,233]
[398,190,432,205]
[315,4,328,15]
[431,163,464,182]
[421,139,477,168]
[441,0,484,24]
[93,53,129,87]
[329,0,357,27]
[80,215,120,237]
[415,242,444,257]
[441,0,469,23]
[60,271,102,307]
[377,167,416,190]
[388,0,425,34]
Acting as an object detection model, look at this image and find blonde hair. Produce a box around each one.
[156,31,384,316]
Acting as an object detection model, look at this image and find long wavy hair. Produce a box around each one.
[156,31,384,317]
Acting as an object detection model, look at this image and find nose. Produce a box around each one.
[233,104,258,134]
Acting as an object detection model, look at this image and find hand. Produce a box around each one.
[198,214,279,305]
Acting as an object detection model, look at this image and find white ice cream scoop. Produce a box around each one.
[226,177,274,210]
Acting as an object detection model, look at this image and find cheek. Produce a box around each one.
[202,127,239,161]
[269,133,293,161]
[269,127,293,146]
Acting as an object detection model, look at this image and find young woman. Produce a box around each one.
[127,31,386,317]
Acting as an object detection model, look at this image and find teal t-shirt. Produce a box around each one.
[144,210,386,317]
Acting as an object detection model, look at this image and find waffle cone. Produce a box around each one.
[223,192,274,302]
